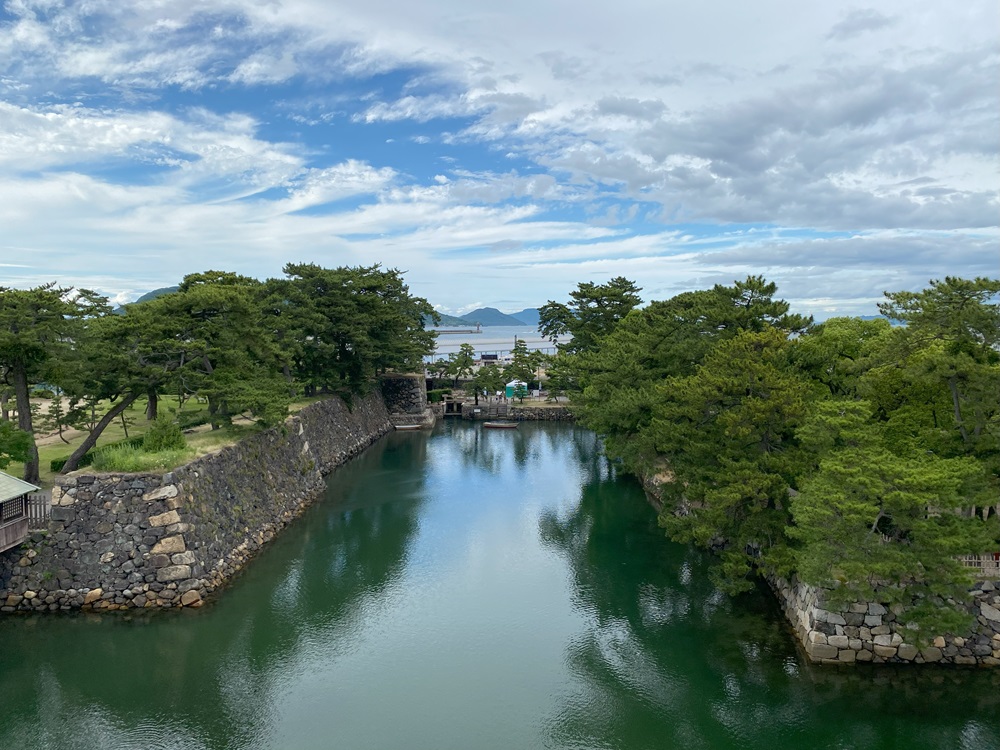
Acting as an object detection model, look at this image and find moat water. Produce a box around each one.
[1,422,998,749]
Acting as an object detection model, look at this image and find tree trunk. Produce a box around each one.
[208,396,221,430]
[13,363,40,484]
[1,390,8,421]
[146,389,158,421]
[59,393,139,473]
[948,376,970,444]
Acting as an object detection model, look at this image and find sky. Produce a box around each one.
[1,1,997,319]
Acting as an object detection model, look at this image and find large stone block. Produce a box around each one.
[981,603,1000,622]
[143,485,178,502]
[151,535,186,555]
[171,551,197,566]
[156,565,192,583]
[808,643,839,660]
[50,506,75,523]
[149,510,181,528]
[920,647,943,662]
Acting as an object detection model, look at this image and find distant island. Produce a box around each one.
[123,287,539,328]
[426,307,539,327]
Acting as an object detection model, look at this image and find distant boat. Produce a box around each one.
[394,424,424,431]
[483,421,518,429]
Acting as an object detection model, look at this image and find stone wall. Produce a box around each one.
[641,475,1000,667]
[0,393,391,613]
[460,404,575,421]
[381,373,435,428]
[509,406,574,421]
[771,576,1000,666]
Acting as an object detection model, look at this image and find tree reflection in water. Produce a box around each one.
[0,431,428,750]
[538,437,1000,750]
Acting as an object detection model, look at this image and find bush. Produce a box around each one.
[143,416,186,452]
[177,412,211,430]
[50,435,145,472]
[427,388,452,403]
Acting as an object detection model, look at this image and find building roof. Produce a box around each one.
[0,470,39,503]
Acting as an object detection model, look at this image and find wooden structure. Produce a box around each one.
[0,470,40,554]
[959,553,1000,579]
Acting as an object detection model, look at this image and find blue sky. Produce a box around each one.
[1,1,997,319]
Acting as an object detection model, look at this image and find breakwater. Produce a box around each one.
[0,391,393,612]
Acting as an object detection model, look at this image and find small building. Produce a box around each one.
[0,470,39,554]
[505,380,527,399]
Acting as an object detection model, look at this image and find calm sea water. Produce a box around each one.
[1,422,998,749]
[430,325,552,358]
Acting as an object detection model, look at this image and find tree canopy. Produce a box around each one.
[0,264,437,478]
[547,274,999,636]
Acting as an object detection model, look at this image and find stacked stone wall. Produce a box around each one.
[0,392,391,613]
[461,404,575,421]
[771,576,1000,666]
[509,406,574,421]
[641,473,1000,667]
[381,373,435,428]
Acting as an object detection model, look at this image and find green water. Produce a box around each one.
[1,422,998,749]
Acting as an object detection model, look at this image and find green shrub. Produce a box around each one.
[143,416,186,452]
[50,435,145,472]
[177,412,211,429]
[91,445,191,473]
[426,388,452,403]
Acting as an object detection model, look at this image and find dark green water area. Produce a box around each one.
[2,422,999,749]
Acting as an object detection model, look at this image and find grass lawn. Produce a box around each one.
[9,395,329,487]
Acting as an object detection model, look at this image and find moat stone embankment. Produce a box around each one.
[457,403,575,421]
[641,473,1000,667]
[0,390,395,613]
[772,575,1000,666]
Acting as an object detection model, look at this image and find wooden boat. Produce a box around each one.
[483,421,518,429]
[394,424,423,431]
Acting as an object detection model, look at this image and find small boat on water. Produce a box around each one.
[394,424,423,431]
[483,421,518,429]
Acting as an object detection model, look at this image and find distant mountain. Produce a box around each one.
[460,307,531,326]
[133,286,179,304]
[112,285,179,314]
[510,307,540,327]
[424,312,474,327]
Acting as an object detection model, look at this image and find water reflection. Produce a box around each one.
[538,440,1000,750]
[0,431,428,750]
[1,424,998,750]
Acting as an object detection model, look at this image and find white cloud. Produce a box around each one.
[0,0,995,315]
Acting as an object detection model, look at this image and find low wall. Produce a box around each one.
[460,404,575,421]
[772,576,1000,666]
[0,393,391,612]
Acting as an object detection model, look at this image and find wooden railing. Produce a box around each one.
[959,554,1000,579]
[26,492,50,529]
